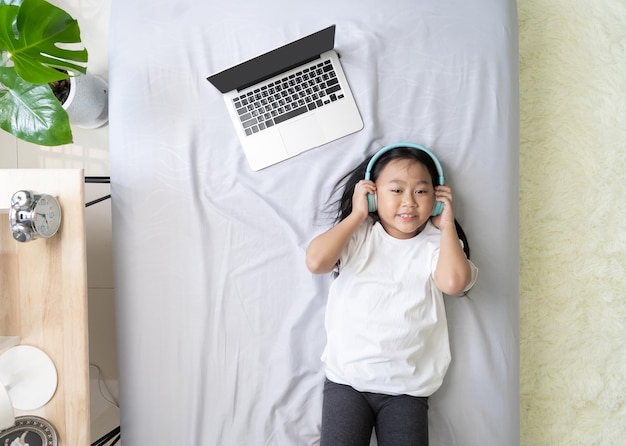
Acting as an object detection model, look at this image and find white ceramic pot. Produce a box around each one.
[63,73,109,129]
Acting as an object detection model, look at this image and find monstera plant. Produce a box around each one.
[0,0,88,146]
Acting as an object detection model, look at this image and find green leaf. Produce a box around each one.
[0,65,72,145]
[0,0,88,84]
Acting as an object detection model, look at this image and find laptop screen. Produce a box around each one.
[207,25,336,93]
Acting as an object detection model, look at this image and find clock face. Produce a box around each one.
[33,194,62,238]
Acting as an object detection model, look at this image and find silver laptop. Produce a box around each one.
[207,25,363,171]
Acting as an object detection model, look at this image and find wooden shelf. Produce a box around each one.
[0,169,89,445]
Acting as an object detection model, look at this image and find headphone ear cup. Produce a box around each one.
[367,192,377,212]
[432,200,444,217]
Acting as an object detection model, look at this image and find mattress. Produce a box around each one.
[109,1,519,444]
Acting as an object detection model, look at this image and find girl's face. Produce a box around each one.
[375,158,436,239]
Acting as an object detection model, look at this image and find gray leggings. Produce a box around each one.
[320,379,429,446]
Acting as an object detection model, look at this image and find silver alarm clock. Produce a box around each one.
[9,190,62,242]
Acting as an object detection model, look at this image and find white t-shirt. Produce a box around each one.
[322,220,477,397]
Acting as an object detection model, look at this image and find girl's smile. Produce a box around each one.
[397,213,417,221]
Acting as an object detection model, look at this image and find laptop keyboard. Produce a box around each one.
[232,59,345,136]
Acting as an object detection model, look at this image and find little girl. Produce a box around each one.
[306,143,478,446]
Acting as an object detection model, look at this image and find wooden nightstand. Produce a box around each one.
[0,169,89,445]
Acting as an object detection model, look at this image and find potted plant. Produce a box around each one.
[0,0,103,146]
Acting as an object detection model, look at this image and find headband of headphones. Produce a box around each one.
[364,142,445,215]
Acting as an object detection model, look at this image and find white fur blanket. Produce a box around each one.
[519,0,626,444]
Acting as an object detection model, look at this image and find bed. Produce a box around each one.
[108,0,519,444]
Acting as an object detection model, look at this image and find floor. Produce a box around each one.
[0,0,119,442]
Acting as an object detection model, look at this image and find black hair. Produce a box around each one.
[329,146,471,259]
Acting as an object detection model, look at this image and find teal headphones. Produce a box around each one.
[365,142,445,216]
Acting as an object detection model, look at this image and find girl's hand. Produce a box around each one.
[352,180,375,221]
[306,180,375,274]
[432,184,474,294]
[431,184,455,229]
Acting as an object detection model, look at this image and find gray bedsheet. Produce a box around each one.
[109,0,519,444]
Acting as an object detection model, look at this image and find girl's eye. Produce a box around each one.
[391,189,401,193]
[415,190,427,195]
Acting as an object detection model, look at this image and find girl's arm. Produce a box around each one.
[432,185,474,295]
[306,180,374,274]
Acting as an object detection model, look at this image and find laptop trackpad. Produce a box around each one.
[279,116,326,155]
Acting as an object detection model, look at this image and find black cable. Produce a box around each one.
[91,426,121,446]
[84,176,112,206]
[85,176,111,184]
[85,194,111,207]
